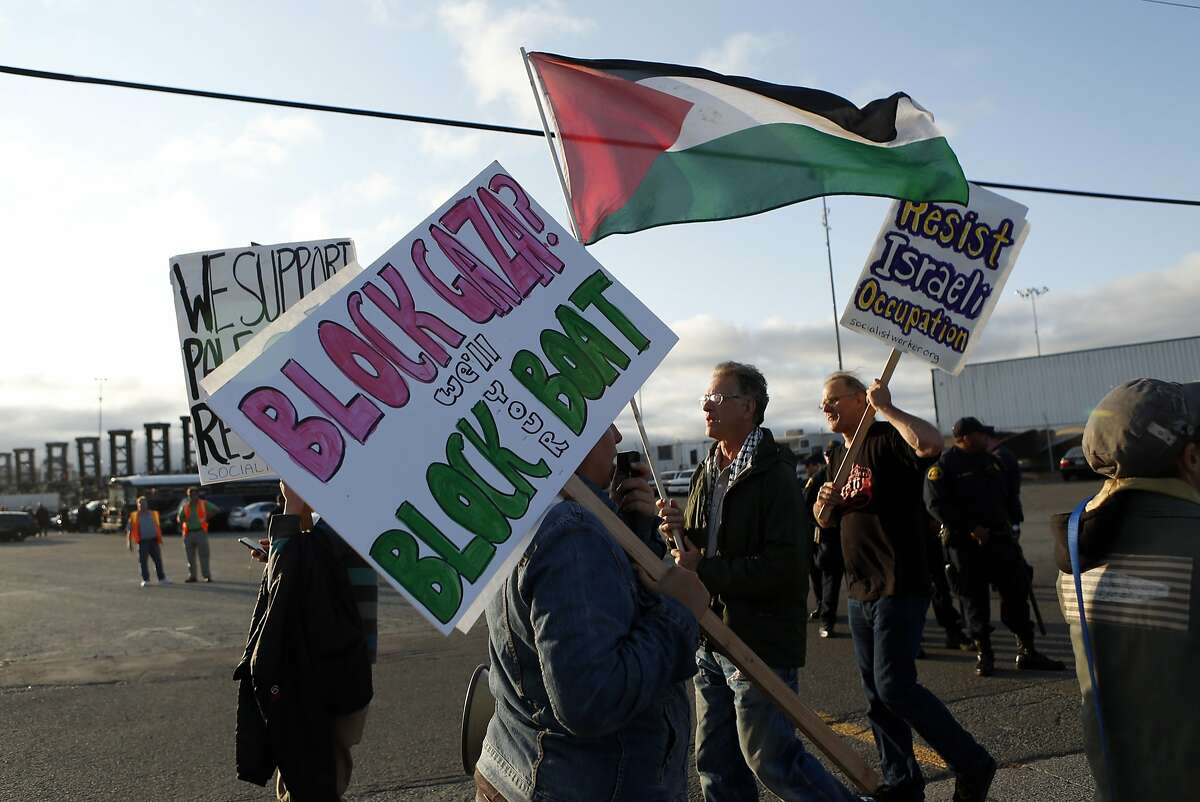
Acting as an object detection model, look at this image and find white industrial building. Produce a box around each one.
[931,335,1200,433]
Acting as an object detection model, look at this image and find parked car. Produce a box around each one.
[660,469,696,496]
[1059,446,1099,480]
[0,511,37,542]
[229,501,278,531]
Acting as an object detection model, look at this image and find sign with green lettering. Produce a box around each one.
[840,184,1029,374]
[202,162,677,634]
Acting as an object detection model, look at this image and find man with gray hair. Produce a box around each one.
[1053,378,1200,802]
[659,361,862,802]
[815,371,994,802]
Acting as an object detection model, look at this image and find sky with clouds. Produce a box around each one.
[1,0,1198,469]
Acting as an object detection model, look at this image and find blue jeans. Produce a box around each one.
[847,596,991,792]
[694,647,859,802]
[138,541,166,582]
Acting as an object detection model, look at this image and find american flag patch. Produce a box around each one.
[1059,553,1193,633]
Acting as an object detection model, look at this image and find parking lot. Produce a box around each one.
[0,477,1101,801]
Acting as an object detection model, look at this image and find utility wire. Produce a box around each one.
[1141,0,1200,9]
[3,63,1200,209]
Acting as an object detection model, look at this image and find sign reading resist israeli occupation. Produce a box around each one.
[202,162,676,634]
[840,184,1029,374]
[170,238,359,483]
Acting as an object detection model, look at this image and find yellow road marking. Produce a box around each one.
[818,711,949,771]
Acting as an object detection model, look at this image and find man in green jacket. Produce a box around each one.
[1054,378,1200,802]
[659,361,861,802]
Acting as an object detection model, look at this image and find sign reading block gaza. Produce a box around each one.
[840,184,1029,374]
[202,162,676,634]
[170,238,358,483]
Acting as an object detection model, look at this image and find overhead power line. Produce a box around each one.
[3,63,1200,209]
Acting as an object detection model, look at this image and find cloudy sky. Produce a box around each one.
[1,0,1198,471]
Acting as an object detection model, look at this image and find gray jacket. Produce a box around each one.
[1053,479,1200,802]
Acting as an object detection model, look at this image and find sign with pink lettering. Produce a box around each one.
[170,238,359,484]
[202,162,677,634]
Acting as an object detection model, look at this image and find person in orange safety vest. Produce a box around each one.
[178,487,212,583]
[127,496,170,587]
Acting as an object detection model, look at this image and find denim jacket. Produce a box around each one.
[476,480,700,802]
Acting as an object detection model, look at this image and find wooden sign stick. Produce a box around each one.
[816,348,903,519]
[563,474,882,793]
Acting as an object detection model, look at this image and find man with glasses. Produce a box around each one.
[659,362,862,802]
[814,372,995,802]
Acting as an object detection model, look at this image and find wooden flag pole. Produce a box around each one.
[816,348,903,520]
[562,474,881,793]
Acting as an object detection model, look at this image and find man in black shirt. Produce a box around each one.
[815,372,994,802]
[925,417,1064,677]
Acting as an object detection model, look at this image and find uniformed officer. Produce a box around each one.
[924,417,1064,677]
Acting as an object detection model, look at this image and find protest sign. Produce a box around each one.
[170,239,358,484]
[202,162,676,635]
[840,184,1029,374]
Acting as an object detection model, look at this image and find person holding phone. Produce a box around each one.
[234,483,375,802]
[473,423,708,802]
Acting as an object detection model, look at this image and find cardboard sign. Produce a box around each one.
[202,162,676,634]
[170,239,358,483]
[840,184,1029,374]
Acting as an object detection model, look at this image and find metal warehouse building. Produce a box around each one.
[932,335,1200,434]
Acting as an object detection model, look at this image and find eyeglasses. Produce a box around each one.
[700,393,745,407]
[819,393,860,411]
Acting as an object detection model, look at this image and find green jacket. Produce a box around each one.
[681,428,808,668]
[1053,478,1200,802]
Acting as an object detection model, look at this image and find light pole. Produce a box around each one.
[94,377,107,475]
[821,198,844,370]
[1015,286,1049,357]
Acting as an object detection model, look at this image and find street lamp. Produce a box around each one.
[1015,287,1049,357]
[821,198,844,370]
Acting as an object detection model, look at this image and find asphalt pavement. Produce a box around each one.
[0,478,1102,801]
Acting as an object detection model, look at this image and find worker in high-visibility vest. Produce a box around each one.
[178,487,212,583]
[127,496,170,588]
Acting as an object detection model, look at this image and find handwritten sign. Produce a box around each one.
[840,184,1029,374]
[170,239,358,483]
[202,162,676,634]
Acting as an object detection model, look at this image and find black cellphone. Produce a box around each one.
[614,450,641,487]
[237,536,267,556]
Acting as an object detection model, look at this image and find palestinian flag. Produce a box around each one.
[527,52,969,245]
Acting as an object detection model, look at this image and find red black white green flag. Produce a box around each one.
[526,52,969,245]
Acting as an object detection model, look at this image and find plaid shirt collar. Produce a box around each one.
[708,427,762,486]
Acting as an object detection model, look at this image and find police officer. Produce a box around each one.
[924,417,1064,677]
[801,453,843,638]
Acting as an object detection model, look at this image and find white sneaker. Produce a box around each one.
[140,580,149,588]
[159,577,172,585]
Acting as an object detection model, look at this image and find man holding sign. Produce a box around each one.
[473,423,708,802]
[816,373,994,802]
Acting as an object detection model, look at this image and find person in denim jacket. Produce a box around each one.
[474,423,709,802]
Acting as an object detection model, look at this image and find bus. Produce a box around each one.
[102,474,280,534]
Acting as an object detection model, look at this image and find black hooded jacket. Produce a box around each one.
[234,515,373,799]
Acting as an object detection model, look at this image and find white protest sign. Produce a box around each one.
[202,162,676,635]
[170,239,358,484]
[840,184,1029,374]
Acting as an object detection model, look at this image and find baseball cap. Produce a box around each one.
[953,417,994,438]
[1083,379,1200,478]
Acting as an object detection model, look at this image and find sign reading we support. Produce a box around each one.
[840,184,1029,374]
[202,162,676,634]
[171,239,358,483]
